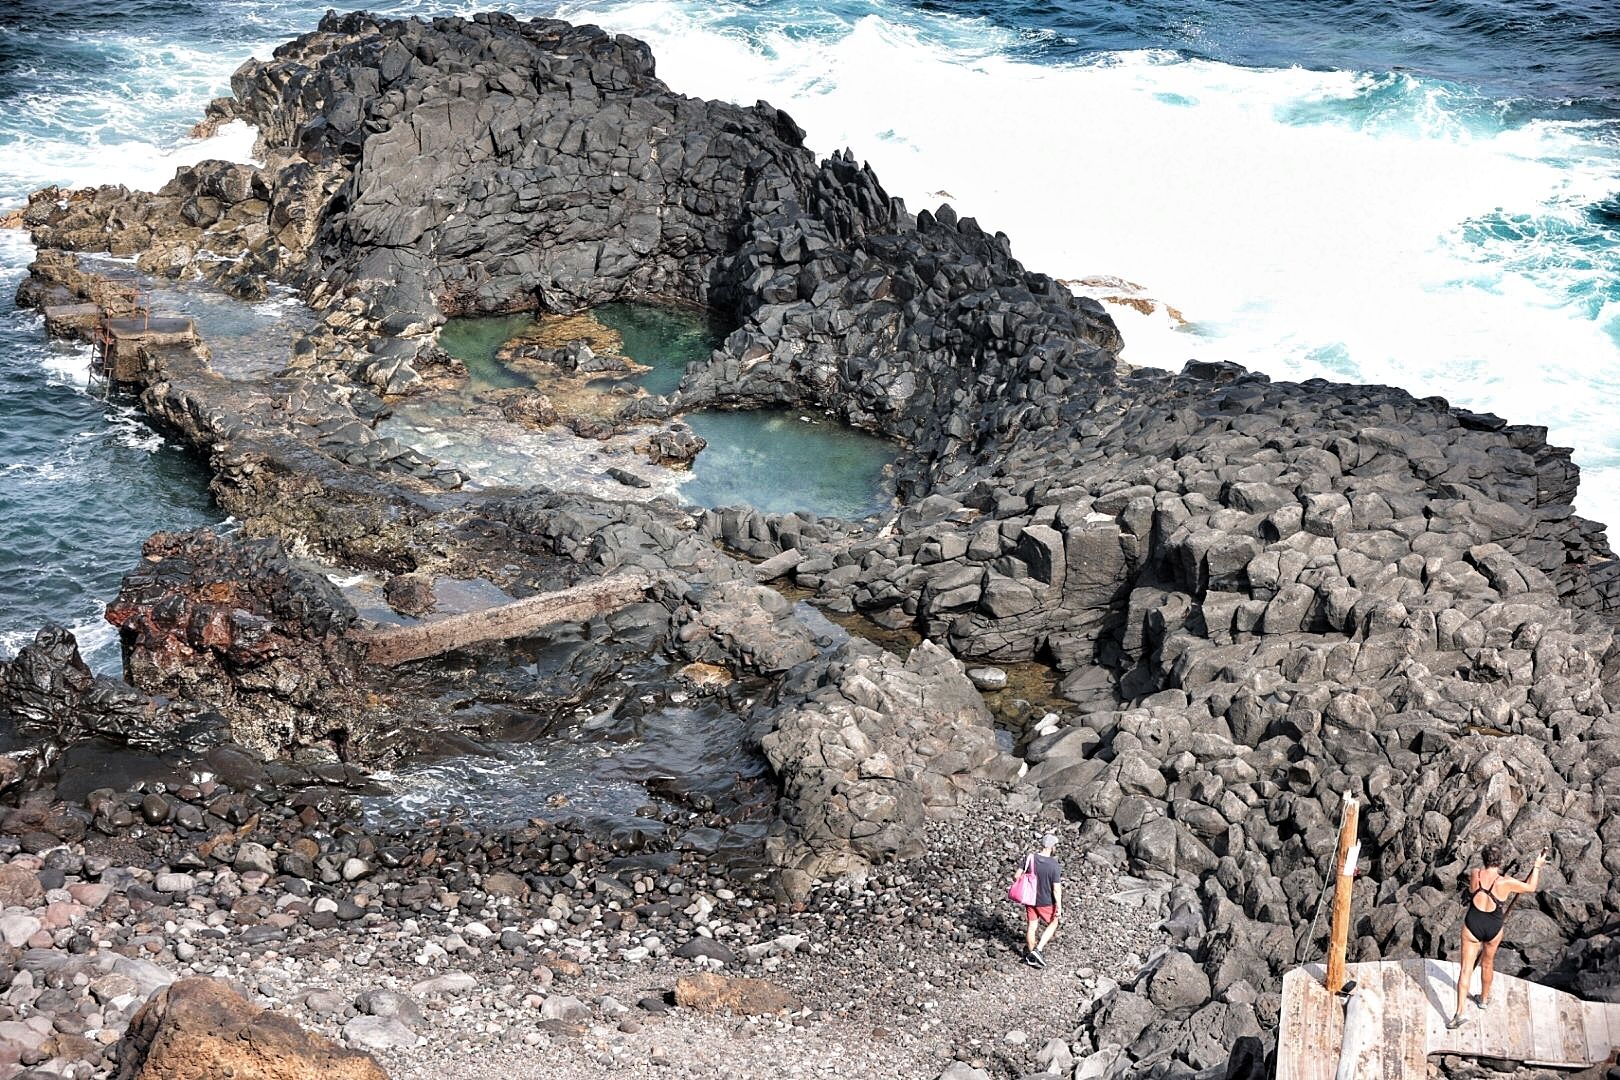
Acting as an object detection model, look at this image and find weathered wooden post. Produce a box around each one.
[1324,793,1360,993]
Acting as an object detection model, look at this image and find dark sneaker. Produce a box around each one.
[1028,950,1047,968]
[1023,952,1040,967]
[1447,1014,1466,1030]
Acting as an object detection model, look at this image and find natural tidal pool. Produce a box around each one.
[438,313,537,391]
[354,619,777,865]
[428,303,898,520]
[592,301,720,398]
[682,409,896,520]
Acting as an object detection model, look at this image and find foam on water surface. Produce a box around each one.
[552,0,1620,525]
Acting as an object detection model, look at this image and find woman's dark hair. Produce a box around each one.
[1481,843,1505,869]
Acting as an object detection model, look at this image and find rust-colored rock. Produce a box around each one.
[673,973,800,1016]
[382,573,436,618]
[116,977,389,1080]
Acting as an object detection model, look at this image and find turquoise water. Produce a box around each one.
[432,304,899,519]
[682,409,895,520]
[594,302,722,397]
[437,314,538,391]
[593,305,898,520]
[4,0,1617,673]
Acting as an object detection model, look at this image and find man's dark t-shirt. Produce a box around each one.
[1032,853,1061,907]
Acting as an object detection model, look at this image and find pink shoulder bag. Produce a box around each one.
[1007,853,1038,905]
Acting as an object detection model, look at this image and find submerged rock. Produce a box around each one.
[381,573,435,617]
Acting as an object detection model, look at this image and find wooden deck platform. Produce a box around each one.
[1278,959,1620,1080]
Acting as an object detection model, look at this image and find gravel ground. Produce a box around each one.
[171,796,1166,1080]
[0,773,1167,1080]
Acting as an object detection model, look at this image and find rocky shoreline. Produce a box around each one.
[2,8,1619,1079]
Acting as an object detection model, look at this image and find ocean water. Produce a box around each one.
[0,233,218,671]
[1,0,1617,668]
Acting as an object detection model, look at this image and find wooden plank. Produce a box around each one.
[1527,981,1567,1065]
[1428,959,1474,1058]
[1396,965,1429,1080]
[351,571,656,666]
[1277,969,1307,1080]
[1380,961,1416,1080]
[1582,1002,1614,1065]
[1343,962,1386,1078]
[1559,996,1590,1065]
[1421,959,1449,1057]
[1279,967,1341,1080]
[1497,973,1534,1062]
[1307,967,1342,1080]
[1287,960,1616,1079]
[1460,964,1489,1061]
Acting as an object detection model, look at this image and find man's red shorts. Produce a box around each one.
[1025,904,1057,923]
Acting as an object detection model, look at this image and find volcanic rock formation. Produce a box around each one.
[6,10,1620,1078]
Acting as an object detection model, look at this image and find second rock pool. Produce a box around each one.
[681,409,896,520]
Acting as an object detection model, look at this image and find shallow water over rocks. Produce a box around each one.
[415,304,898,519]
[76,256,317,381]
[355,624,779,864]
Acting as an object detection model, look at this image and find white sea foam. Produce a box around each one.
[4,0,1616,526]
[552,0,1620,526]
[1,119,260,208]
[0,614,119,671]
[37,341,94,387]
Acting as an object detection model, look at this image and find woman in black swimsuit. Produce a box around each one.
[1450,843,1546,1028]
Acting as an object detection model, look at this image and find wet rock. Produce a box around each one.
[607,467,652,489]
[495,390,559,429]
[382,575,435,618]
[0,626,165,749]
[644,427,706,467]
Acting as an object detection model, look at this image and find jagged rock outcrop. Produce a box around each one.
[0,627,168,751]
[759,637,1003,883]
[105,531,365,755]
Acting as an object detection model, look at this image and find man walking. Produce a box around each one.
[1024,833,1062,967]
